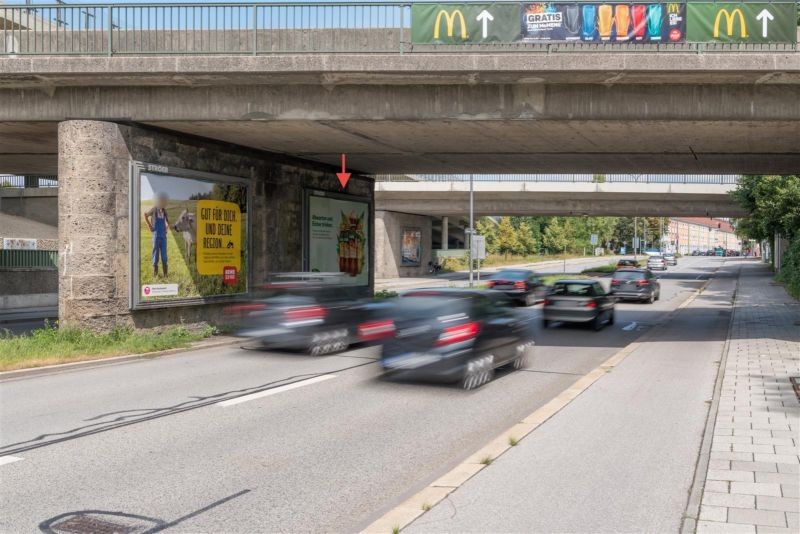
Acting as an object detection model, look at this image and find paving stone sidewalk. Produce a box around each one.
[697,262,800,533]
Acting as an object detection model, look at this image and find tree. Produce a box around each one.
[495,217,520,258]
[475,217,499,255]
[592,174,606,183]
[542,217,571,254]
[733,175,800,241]
[516,220,537,255]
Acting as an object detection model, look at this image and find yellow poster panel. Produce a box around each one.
[196,200,242,275]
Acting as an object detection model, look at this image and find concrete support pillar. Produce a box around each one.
[58,120,130,331]
[441,216,449,250]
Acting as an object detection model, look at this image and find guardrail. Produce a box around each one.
[1,2,797,55]
[0,175,59,188]
[374,174,742,183]
[0,250,58,269]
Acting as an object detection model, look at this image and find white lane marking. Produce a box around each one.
[216,375,336,407]
[0,456,23,466]
[622,322,638,331]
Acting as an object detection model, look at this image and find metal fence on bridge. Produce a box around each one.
[1,2,797,55]
[374,174,742,183]
[0,175,59,188]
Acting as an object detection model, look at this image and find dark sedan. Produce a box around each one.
[616,258,639,268]
[486,269,545,306]
[379,289,533,389]
[610,269,661,303]
[542,280,615,331]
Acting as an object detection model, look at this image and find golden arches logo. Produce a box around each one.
[713,8,747,38]
[433,9,468,39]
[666,3,681,14]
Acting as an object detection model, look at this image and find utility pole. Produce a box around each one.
[634,216,638,261]
[659,217,663,253]
[468,173,474,288]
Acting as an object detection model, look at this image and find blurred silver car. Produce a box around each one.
[663,253,677,266]
[647,255,667,271]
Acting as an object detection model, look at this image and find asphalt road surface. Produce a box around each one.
[0,257,725,533]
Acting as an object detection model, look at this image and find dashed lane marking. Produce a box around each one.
[216,374,337,407]
[622,322,638,331]
[0,456,23,466]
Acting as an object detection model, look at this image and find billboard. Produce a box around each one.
[306,190,370,286]
[401,228,422,266]
[131,163,249,308]
[521,3,685,42]
[411,2,691,44]
[686,2,797,44]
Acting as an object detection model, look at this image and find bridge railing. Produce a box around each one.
[374,174,742,184]
[1,2,797,55]
[0,175,59,188]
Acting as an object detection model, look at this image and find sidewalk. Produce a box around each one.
[401,260,797,533]
[375,255,621,291]
[694,263,800,533]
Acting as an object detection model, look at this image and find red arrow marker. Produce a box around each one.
[336,153,351,189]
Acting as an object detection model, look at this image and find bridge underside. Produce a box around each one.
[375,182,747,217]
[1,54,799,175]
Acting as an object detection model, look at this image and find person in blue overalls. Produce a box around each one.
[144,192,170,277]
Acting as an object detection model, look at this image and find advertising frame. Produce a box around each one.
[302,188,373,288]
[401,227,423,266]
[128,161,252,310]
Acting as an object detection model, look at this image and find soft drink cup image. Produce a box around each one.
[582,4,597,40]
[632,4,646,40]
[598,5,613,41]
[563,4,581,39]
[647,4,662,40]
[614,5,631,41]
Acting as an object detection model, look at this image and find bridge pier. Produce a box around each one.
[57,120,373,331]
[375,210,432,279]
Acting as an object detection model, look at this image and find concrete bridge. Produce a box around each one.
[375,176,747,218]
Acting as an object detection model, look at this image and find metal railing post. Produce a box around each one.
[252,4,257,55]
[107,6,113,56]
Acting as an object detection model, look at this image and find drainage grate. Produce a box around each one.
[47,513,157,534]
[790,378,800,403]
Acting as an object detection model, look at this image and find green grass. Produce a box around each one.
[508,436,519,447]
[0,324,215,372]
[541,274,589,285]
[480,455,494,465]
[374,289,398,299]
[580,258,647,275]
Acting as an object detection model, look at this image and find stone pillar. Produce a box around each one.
[58,120,130,331]
[441,216,449,250]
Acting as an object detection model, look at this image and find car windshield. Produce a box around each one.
[550,283,593,296]
[490,270,529,281]
[399,294,470,317]
[613,271,645,280]
[649,256,664,261]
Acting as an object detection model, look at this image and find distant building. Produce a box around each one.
[668,218,740,254]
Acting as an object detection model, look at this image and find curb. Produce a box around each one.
[362,275,715,534]
[0,336,241,381]
[681,263,741,534]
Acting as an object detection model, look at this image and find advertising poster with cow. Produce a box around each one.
[138,172,248,303]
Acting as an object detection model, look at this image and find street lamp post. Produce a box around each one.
[468,173,474,288]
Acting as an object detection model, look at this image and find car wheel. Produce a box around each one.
[592,314,604,331]
[462,355,495,390]
[542,318,550,329]
[648,292,655,304]
[524,292,536,307]
[507,343,531,370]
[608,310,615,325]
[655,290,661,301]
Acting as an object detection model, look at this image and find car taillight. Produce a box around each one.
[611,279,622,284]
[435,321,480,347]
[544,299,553,306]
[637,280,650,285]
[514,281,526,290]
[486,280,496,287]
[357,320,395,341]
[284,305,326,321]
[584,301,597,309]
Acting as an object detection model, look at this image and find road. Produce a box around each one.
[0,256,726,533]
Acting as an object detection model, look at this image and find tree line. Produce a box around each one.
[474,216,668,257]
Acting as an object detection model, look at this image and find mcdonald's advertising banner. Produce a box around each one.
[411,3,521,43]
[521,3,685,42]
[686,2,797,44]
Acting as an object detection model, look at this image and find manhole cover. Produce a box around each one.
[790,378,800,403]
[43,513,161,534]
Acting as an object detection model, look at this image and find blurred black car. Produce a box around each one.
[225,273,395,355]
[542,280,615,330]
[610,269,661,303]
[379,289,533,390]
[486,269,545,306]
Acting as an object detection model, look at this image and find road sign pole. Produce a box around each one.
[634,216,638,261]
[469,173,474,288]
